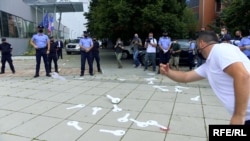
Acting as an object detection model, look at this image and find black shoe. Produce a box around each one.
[90,73,94,76]
[12,71,15,74]
[0,72,4,74]
[34,75,39,78]
[80,74,84,77]
[46,74,51,77]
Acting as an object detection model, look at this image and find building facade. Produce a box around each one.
[0,0,71,55]
[187,0,222,30]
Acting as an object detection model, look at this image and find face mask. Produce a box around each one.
[173,41,177,43]
[84,35,87,38]
[221,31,225,35]
[38,29,43,33]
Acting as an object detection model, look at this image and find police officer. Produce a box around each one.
[79,31,94,76]
[48,36,58,73]
[92,36,102,73]
[30,25,50,78]
[158,31,171,73]
[0,38,15,74]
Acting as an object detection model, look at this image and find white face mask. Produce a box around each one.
[221,31,225,35]
[173,41,177,43]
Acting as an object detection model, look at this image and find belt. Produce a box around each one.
[36,48,46,50]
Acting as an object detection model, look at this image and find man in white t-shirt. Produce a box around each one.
[144,32,157,72]
[160,31,250,125]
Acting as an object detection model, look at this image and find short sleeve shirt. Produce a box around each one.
[158,36,171,50]
[195,43,250,120]
[79,37,93,48]
[238,36,250,57]
[31,33,49,48]
[146,38,157,53]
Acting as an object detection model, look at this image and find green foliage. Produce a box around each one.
[220,0,250,36]
[24,39,35,56]
[85,0,197,41]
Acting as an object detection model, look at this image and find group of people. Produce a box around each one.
[160,30,250,125]
[114,31,197,72]
[31,27,102,77]
[29,25,64,78]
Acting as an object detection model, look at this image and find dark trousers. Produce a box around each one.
[159,50,170,64]
[48,53,58,73]
[188,53,195,70]
[35,48,49,75]
[245,120,250,125]
[1,54,15,73]
[57,48,63,59]
[92,51,101,71]
[81,51,93,75]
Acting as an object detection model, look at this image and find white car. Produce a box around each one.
[65,39,81,55]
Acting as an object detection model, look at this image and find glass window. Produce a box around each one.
[2,12,9,37]
[8,14,18,37]
[16,17,24,38]
[0,12,2,37]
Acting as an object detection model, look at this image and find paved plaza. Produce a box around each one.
[0,49,230,141]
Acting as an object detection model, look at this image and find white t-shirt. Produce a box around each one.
[146,38,157,53]
[195,43,250,121]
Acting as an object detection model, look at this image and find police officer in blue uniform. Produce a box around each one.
[79,31,94,76]
[0,38,15,74]
[30,25,51,78]
[48,36,58,73]
[158,31,172,73]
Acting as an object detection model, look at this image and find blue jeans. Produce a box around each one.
[133,50,140,66]
[144,52,156,71]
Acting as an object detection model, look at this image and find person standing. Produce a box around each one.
[30,25,50,78]
[160,31,250,125]
[220,26,231,43]
[57,39,63,59]
[79,31,94,76]
[188,39,196,70]
[48,36,58,73]
[144,32,157,72]
[158,31,172,73]
[0,38,15,74]
[114,38,124,68]
[169,39,181,70]
[92,37,102,73]
[131,33,142,68]
[238,30,250,59]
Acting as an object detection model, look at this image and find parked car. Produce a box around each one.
[65,39,80,55]
[139,39,197,66]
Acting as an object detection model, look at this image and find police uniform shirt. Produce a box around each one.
[79,37,93,49]
[238,36,250,57]
[158,36,171,50]
[31,33,49,48]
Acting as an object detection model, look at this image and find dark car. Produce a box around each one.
[139,39,197,66]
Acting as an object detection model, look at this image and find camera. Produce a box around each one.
[146,38,151,43]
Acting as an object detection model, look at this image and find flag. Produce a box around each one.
[48,15,54,32]
[40,13,49,28]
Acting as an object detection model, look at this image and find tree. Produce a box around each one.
[220,0,250,36]
[84,0,197,42]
